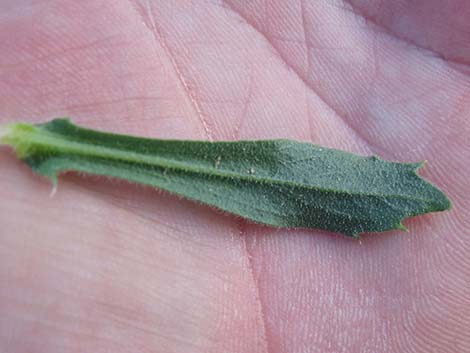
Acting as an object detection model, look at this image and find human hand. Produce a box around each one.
[1,1,469,352]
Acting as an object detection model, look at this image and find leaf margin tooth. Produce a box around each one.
[395,222,408,232]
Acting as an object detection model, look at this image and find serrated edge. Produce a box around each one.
[414,160,426,170]
[396,222,408,231]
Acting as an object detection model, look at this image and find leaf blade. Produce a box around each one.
[1,118,451,237]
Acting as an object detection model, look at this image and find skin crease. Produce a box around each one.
[0,0,469,352]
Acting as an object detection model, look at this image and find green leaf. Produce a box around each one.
[0,118,451,238]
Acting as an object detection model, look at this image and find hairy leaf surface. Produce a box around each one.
[0,118,451,237]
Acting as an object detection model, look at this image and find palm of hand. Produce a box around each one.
[1,1,469,352]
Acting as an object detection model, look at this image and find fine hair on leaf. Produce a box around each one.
[0,118,451,238]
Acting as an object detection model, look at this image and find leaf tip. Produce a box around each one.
[443,196,452,211]
[410,160,452,212]
[433,192,452,212]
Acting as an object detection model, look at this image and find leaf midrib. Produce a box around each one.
[23,127,431,206]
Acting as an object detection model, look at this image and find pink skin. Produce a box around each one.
[1,1,469,352]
